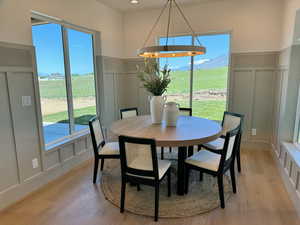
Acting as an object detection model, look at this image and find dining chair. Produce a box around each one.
[120,107,138,119]
[161,107,193,159]
[184,126,240,208]
[199,111,244,172]
[119,135,171,221]
[89,116,120,183]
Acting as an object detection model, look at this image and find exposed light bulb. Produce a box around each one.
[130,0,139,4]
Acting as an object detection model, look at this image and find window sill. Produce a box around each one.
[45,130,90,153]
[282,142,300,168]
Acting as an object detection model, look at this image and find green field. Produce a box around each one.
[39,74,95,99]
[41,67,228,125]
[167,67,228,94]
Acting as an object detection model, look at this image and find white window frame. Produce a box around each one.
[157,31,232,119]
[31,11,101,149]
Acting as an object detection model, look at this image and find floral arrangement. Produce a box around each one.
[137,60,171,96]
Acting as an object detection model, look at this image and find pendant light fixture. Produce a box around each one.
[138,0,206,58]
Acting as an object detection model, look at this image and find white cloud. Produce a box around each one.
[189,59,210,65]
[169,65,180,70]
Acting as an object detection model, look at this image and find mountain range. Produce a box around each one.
[172,54,229,71]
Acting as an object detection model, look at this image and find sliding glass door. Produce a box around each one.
[32,23,97,146]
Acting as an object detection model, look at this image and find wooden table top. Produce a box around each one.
[110,115,222,147]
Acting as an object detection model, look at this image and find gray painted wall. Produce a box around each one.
[0,42,93,210]
[270,10,300,215]
[0,42,281,210]
[102,53,279,148]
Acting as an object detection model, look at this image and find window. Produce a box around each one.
[159,33,230,121]
[159,36,193,108]
[32,21,97,146]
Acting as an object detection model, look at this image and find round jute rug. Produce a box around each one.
[101,159,233,218]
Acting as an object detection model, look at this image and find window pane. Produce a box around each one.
[159,36,192,108]
[67,28,96,131]
[192,34,230,120]
[32,23,70,144]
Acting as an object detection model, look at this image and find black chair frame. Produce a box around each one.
[119,135,171,221]
[179,107,192,116]
[199,111,244,172]
[89,116,120,184]
[185,126,240,208]
[120,107,138,119]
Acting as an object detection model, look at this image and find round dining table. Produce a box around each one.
[110,115,222,195]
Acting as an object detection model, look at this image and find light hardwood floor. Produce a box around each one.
[0,148,299,225]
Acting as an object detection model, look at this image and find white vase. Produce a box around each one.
[149,96,167,124]
[163,102,180,126]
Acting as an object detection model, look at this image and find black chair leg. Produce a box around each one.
[237,150,241,173]
[167,169,171,197]
[100,159,105,171]
[169,147,172,153]
[197,145,202,152]
[154,184,159,221]
[230,165,237,193]
[137,184,141,191]
[199,171,203,181]
[93,158,99,184]
[161,147,164,160]
[185,166,190,194]
[217,175,225,208]
[120,180,126,213]
[188,146,194,156]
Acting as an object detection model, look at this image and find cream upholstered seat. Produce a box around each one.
[185,150,221,172]
[127,158,171,180]
[202,113,241,151]
[203,138,224,150]
[119,136,171,221]
[184,128,240,209]
[89,116,120,183]
[186,134,236,172]
[99,142,120,155]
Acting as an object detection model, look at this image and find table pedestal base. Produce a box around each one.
[177,146,188,195]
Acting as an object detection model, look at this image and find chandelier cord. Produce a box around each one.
[165,0,173,47]
[173,0,203,46]
[142,0,170,48]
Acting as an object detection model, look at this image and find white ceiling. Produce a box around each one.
[97,0,223,12]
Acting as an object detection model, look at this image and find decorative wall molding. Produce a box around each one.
[0,42,94,211]
[271,143,300,216]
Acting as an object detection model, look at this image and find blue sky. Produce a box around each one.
[159,33,230,70]
[32,23,94,75]
[32,24,229,75]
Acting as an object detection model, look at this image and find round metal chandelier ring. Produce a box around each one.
[138,45,206,58]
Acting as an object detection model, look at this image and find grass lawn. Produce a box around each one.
[177,100,226,121]
[167,67,228,94]
[39,74,96,99]
[41,67,228,125]
[43,106,96,125]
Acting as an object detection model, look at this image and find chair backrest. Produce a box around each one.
[221,111,244,135]
[120,107,138,119]
[89,116,105,156]
[179,107,192,116]
[119,136,159,181]
[217,125,240,173]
